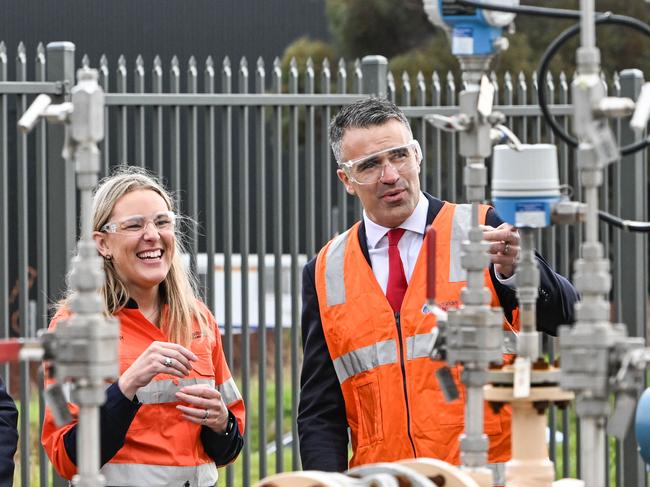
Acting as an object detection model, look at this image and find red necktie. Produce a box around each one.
[386,228,408,312]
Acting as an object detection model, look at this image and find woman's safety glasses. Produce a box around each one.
[338,140,422,185]
[101,210,176,236]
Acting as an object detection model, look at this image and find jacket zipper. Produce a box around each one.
[395,311,417,457]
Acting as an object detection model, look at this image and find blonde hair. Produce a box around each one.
[60,166,212,346]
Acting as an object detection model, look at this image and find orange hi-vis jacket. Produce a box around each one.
[314,202,519,473]
[42,302,245,486]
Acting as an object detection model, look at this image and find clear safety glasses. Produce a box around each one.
[101,210,176,237]
[338,140,422,185]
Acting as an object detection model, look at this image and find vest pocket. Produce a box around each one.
[353,377,384,447]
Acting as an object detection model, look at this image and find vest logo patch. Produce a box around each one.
[192,331,203,340]
[437,300,459,311]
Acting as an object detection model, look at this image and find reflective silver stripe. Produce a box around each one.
[405,333,438,360]
[136,378,215,404]
[218,377,242,405]
[449,204,471,282]
[502,330,518,354]
[332,339,397,384]
[101,462,217,487]
[325,230,350,306]
[487,462,506,486]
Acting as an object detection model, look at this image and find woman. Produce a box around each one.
[42,166,245,486]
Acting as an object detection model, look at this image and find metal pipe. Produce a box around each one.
[580,0,596,49]
[579,416,606,487]
[463,377,486,468]
[75,402,102,485]
[584,185,599,245]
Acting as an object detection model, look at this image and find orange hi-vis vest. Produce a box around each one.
[42,302,245,486]
[315,202,519,478]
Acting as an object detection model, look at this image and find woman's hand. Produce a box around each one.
[175,384,229,433]
[118,341,198,400]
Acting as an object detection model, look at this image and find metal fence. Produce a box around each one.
[0,41,648,486]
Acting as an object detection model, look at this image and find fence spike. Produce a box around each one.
[289,56,297,70]
[446,71,455,84]
[37,42,45,56]
[0,41,5,55]
[417,71,424,83]
[153,55,162,74]
[257,56,264,70]
[546,71,554,85]
[135,54,144,72]
[240,57,249,80]
[171,55,180,69]
[100,54,108,69]
[205,55,215,91]
[338,58,346,71]
[81,54,90,68]
[385,70,395,103]
[272,57,282,93]
[188,55,197,70]
[223,55,231,70]
[17,42,26,66]
[321,57,331,94]
[306,56,314,70]
[432,71,439,83]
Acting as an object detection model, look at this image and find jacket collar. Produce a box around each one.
[358,192,444,266]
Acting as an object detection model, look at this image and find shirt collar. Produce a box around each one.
[364,192,428,250]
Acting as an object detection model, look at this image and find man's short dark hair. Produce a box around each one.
[329,97,412,162]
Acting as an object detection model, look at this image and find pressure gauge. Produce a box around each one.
[423,0,518,57]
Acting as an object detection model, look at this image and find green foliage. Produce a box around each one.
[388,34,458,84]
[514,0,650,76]
[325,0,435,59]
[280,37,336,89]
[313,0,650,80]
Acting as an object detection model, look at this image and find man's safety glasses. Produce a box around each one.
[337,140,422,185]
[101,211,176,236]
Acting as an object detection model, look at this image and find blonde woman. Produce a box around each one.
[42,166,244,487]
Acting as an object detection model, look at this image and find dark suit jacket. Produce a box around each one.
[0,376,18,486]
[297,193,579,472]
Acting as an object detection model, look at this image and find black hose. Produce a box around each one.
[447,1,650,156]
[598,210,650,233]
[537,13,650,156]
[455,0,584,19]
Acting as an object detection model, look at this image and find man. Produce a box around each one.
[0,376,18,486]
[298,98,578,477]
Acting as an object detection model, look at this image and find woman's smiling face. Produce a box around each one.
[94,189,175,296]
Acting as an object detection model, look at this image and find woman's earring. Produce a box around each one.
[104,254,112,261]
